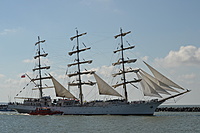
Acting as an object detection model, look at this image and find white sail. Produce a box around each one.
[140,69,179,93]
[144,61,184,90]
[139,71,171,95]
[51,76,76,98]
[158,81,179,93]
[93,73,122,97]
[137,73,162,98]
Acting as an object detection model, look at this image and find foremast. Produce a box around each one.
[113,28,141,102]
[68,30,95,105]
[32,36,51,98]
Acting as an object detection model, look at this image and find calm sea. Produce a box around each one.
[0,111,199,133]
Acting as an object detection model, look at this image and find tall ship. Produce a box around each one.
[8,29,190,115]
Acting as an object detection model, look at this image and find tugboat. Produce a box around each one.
[29,107,63,115]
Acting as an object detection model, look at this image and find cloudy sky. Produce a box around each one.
[0,0,200,105]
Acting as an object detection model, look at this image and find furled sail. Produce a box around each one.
[33,66,50,71]
[113,46,135,53]
[35,39,45,46]
[70,32,87,41]
[112,59,137,66]
[139,71,171,95]
[68,82,96,86]
[68,47,91,56]
[34,53,48,59]
[31,76,52,81]
[32,86,54,90]
[93,73,122,97]
[51,76,76,98]
[144,61,184,90]
[114,31,131,39]
[112,69,140,77]
[112,79,142,88]
[68,60,92,67]
[137,73,162,98]
[68,71,95,78]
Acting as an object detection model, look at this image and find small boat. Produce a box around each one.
[29,107,63,115]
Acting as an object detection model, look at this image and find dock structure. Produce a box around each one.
[156,107,200,112]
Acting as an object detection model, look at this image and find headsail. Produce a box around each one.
[94,73,122,97]
[137,73,162,98]
[144,61,184,90]
[140,69,179,93]
[139,71,171,95]
[51,76,76,98]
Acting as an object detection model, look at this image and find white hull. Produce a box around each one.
[8,101,162,115]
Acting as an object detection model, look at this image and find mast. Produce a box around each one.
[113,28,139,102]
[33,36,51,98]
[76,30,83,105]
[38,36,43,98]
[120,28,128,101]
[69,30,95,105]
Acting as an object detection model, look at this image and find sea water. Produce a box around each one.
[0,111,199,133]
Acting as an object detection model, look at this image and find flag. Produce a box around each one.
[21,74,26,78]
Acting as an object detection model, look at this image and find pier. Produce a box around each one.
[156,106,200,112]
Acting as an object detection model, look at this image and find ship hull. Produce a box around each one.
[8,101,162,115]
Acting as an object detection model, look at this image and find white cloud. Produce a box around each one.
[177,73,198,86]
[23,58,51,65]
[0,28,17,35]
[141,56,149,62]
[0,74,5,78]
[180,73,196,80]
[23,59,35,63]
[93,65,115,77]
[155,45,200,68]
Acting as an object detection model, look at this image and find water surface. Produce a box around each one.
[0,112,199,133]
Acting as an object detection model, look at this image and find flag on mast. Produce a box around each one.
[21,74,26,78]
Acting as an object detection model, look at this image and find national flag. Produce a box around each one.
[21,74,26,78]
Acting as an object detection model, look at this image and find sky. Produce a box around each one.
[0,0,200,105]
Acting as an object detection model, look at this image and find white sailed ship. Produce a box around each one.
[8,29,190,115]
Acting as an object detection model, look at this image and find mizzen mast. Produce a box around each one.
[69,30,95,105]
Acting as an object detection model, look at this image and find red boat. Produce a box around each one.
[29,107,63,115]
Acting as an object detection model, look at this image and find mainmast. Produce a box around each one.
[113,28,141,102]
[68,30,95,105]
[32,36,51,98]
